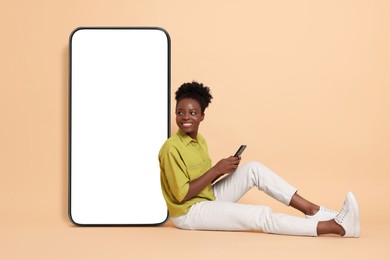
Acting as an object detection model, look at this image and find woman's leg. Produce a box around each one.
[289,192,320,216]
[213,161,297,206]
[172,199,356,237]
[172,200,319,236]
[317,220,345,236]
[214,161,332,218]
[205,161,359,237]
[204,161,317,236]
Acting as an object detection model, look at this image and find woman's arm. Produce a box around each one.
[182,156,241,202]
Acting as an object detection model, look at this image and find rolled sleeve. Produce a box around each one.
[161,146,189,202]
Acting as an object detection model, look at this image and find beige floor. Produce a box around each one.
[2,208,389,260]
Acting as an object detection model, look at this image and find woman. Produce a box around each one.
[159,81,360,237]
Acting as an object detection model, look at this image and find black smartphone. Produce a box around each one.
[234,145,247,157]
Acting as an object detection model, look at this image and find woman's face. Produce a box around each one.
[175,98,204,139]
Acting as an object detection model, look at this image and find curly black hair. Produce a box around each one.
[175,81,213,113]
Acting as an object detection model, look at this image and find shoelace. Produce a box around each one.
[320,208,337,214]
[335,201,349,224]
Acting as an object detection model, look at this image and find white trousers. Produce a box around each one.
[171,162,318,236]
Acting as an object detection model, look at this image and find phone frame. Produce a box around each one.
[234,145,247,157]
[68,27,170,226]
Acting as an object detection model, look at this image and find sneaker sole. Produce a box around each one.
[347,192,360,237]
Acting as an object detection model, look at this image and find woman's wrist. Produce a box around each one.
[208,167,221,179]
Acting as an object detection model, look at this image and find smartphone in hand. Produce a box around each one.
[234,145,247,157]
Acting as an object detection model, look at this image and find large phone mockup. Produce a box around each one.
[69,28,170,225]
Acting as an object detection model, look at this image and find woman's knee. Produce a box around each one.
[243,161,268,178]
[245,161,265,170]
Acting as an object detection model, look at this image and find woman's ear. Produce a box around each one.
[201,112,205,122]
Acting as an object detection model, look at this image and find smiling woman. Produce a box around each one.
[158,81,360,237]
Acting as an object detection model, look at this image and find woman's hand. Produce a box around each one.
[181,156,241,203]
[212,156,241,178]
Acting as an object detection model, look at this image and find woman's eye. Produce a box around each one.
[176,111,197,116]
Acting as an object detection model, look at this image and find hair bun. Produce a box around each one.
[175,81,213,112]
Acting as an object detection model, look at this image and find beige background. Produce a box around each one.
[1,0,389,259]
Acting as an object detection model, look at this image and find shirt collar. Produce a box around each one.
[177,129,204,146]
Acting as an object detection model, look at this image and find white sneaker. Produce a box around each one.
[306,206,338,221]
[335,192,360,238]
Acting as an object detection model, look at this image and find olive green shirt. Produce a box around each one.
[159,130,216,217]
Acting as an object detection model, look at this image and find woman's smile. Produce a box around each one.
[181,122,193,127]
